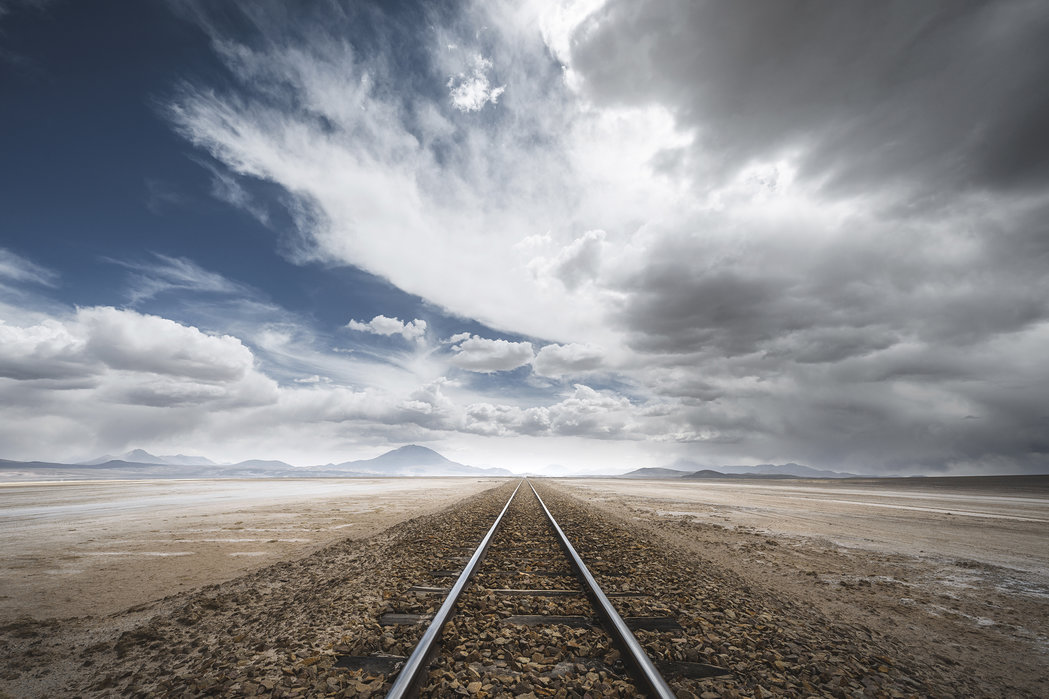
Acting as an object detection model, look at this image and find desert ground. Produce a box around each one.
[0,478,502,620]
[560,476,1049,695]
[1,475,1047,696]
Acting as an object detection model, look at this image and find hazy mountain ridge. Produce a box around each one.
[80,449,217,467]
[2,445,511,481]
[620,467,693,479]
[622,461,860,479]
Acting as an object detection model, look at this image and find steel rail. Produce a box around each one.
[386,480,523,699]
[528,479,677,699]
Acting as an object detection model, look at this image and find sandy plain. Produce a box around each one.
[2,475,1047,695]
[0,478,502,621]
[560,476,1049,695]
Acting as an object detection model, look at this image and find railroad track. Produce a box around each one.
[339,479,729,697]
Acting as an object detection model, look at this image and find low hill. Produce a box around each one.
[663,459,858,479]
[326,445,513,477]
[620,467,693,479]
[683,469,731,478]
[683,469,795,480]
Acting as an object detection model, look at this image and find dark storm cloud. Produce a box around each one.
[571,0,1049,200]
[617,200,1049,359]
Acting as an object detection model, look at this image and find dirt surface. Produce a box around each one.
[0,481,519,698]
[1,476,1046,697]
[0,478,503,620]
[559,477,1049,697]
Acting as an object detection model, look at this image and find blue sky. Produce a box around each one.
[2,0,1048,475]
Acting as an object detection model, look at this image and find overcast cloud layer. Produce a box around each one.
[2,0,1048,475]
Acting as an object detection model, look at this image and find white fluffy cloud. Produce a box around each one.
[0,306,282,460]
[529,230,606,291]
[0,306,272,398]
[447,54,506,112]
[462,384,637,438]
[533,342,603,377]
[347,315,427,342]
[448,334,534,373]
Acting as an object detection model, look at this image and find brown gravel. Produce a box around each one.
[1,478,1040,697]
[416,482,641,697]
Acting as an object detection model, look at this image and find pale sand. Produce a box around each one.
[561,477,1049,573]
[0,478,505,621]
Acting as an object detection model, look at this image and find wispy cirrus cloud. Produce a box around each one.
[105,253,253,304]
[0,247,57,288]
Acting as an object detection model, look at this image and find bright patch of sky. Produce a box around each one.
[1,0,1048,475]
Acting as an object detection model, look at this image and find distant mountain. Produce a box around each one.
[683,469,794,480]
[683,469,731,479]
[626,460,860,479]
[159,453,217,466]
[717,463,859,478]
[2,445,513,481]
[80,449,216,467]
[78,454,116,465]
[123,448,167,464]
[620,467,693,479]
[232,459,297,472]
[327,445,514,477]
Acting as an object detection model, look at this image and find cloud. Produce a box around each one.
[165,1,609,346]
[0,316,86,380]
[529,229,606,291]
[107,253,250,304]
[0,304,280,464]
[447,54,506,112]
[566,0,1049,201]
[0,248,57,288]
[144,1,1049,475]
[0,306,269,390]
[293,374,328,384]
[206,165,272,226]
[533,342,603,377]
[448,334,534,373]
[462,384,637,439]
[347,315,427,343]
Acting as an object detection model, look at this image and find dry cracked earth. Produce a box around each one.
[1,479,1045,697]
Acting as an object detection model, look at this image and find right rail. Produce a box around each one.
[529,480,677,699]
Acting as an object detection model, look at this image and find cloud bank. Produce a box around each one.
[160,0,1049,474]
[3,1,1048,476]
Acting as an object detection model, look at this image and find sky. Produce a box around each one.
[1,0,1048,476]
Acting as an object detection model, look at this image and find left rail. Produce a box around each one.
[385,480,522,699]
